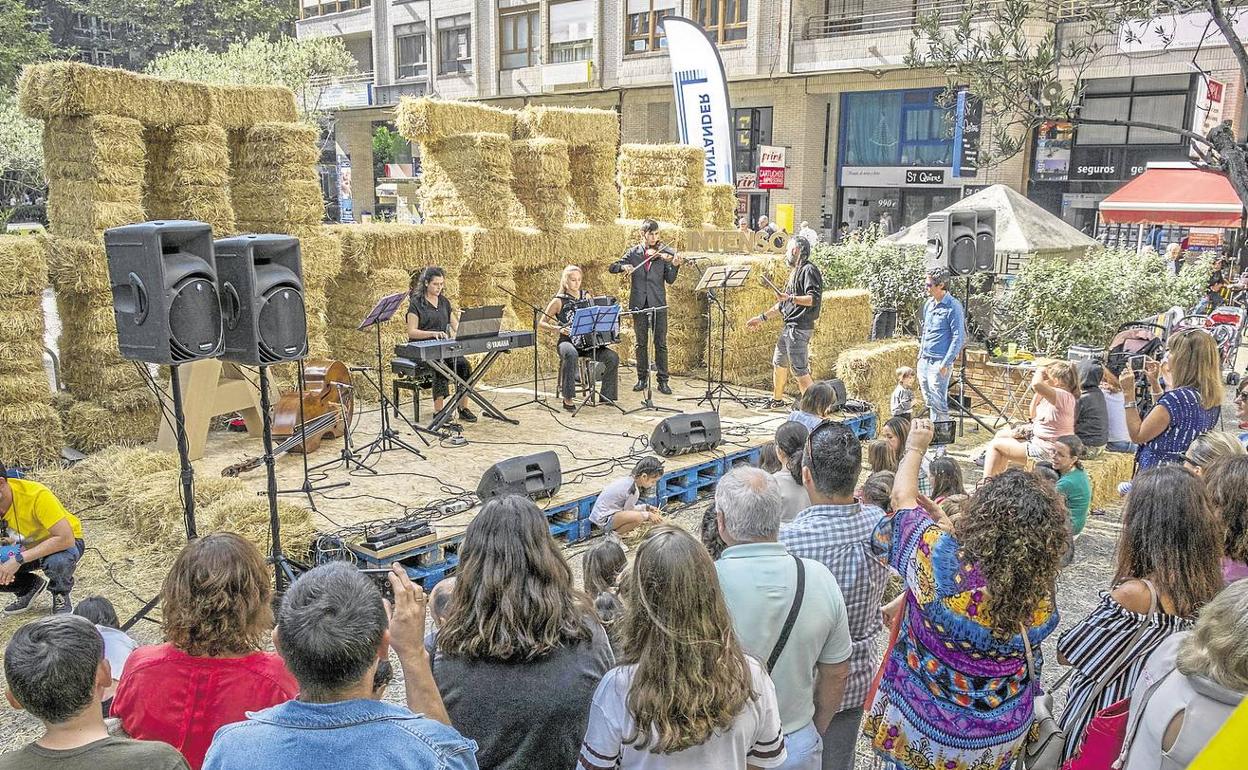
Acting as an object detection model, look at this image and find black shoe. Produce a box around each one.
[632,380,648,392]
[4,575,47,615]
[457,407,478,423]
[562,401,577,412]
[51,593,72,615]
[657,382,673,395]
[764,398,788,410]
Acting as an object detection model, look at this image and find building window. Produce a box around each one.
[72,12,92,34]
[499,5,539,70]
[92,49,114,67]
[841,88,956,167]
[550,0,594,63]
[395,23,427,80]
[1076,75,1192,147]
[299,0,372,20]
[437,15,472,75]
[692,0,748,43]
[625,0,676,55]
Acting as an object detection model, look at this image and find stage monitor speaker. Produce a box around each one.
[476,451,562,502]
[651,411,722,457]
[214,234,308,366]
[104,220,223,365]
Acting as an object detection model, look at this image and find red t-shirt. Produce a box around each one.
[111,643,297,770]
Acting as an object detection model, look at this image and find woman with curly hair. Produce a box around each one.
[1056,464,1224,763]
[579,525,787,768]
[111,533,296,770]
[864,419,1070,770]
[433,494,613,770]
[1204,454,1248,583]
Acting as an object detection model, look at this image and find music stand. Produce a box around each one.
[680,264,752,411]
[570,303,626,416]
[355,292,426,463]
[624,305,680,416]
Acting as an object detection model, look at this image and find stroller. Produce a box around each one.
[1176,306,1246,385]
[1106,321,1167,377]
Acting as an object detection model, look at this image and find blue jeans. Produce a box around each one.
[1106,441,1137,453]
[821,707,864,770]
[776,721,822,770]
[917,356,950,422]
[3,538,83,596]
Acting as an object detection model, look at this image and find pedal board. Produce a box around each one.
[350,521,437,561]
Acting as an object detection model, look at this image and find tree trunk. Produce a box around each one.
[1208,121,1248,211]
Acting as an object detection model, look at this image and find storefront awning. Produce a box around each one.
[1099,164,1244,228]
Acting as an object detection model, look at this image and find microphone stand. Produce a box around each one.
[276,359,349,510]
[498,283,557,414]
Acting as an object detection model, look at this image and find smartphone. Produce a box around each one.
[1128,354,1146,372]
[359,567,397,599]
[931,420,956,446]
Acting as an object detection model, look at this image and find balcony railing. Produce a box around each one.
[803,0,1054,39]
[300,0,370,20]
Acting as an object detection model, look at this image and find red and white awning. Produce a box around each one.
[1099,163,1244,228]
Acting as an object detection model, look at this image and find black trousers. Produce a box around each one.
[431,356,471,401]
[558,341,619,401]
[633,307,669,383]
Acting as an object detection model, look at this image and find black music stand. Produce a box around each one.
[355,292,426,463]
[276,359,350,509]
[570,303,626,416]
[625,305,680,415]
[680,264,752,410]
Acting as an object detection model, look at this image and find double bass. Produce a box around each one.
[272,359,354,454]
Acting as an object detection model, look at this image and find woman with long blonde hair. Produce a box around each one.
[578,525,788,768]
[983,360,1081,476]
[540,265,620,412]
[1121,328,1223,469]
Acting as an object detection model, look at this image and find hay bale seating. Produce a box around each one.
[618,144,708,228]
[1087,451,1135,510]
[835,338,922,417]
[0,236,62,467]
[810,289,873,380]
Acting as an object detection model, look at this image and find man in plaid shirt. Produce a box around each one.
[779,421,889,770]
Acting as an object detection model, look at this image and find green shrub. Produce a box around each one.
[809,226,927,333]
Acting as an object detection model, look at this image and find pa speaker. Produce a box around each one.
[973,208,996,272]
[651,411,722,457]
[214,234,308,365]
[925,211,978,276]
[104,220,223,365]
[477,451,562,502]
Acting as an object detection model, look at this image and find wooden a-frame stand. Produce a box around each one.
[157,359,264,461]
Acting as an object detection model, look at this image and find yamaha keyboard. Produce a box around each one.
[393,330,535,364]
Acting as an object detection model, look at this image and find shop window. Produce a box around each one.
[499,5,539,69]
[550,0,594,63]
[841,88,960,167]
[625,0,677,54]
[692,0,748,44]
[395,23,427,80]
[437,15,472,75]
[1076,75,1192,146]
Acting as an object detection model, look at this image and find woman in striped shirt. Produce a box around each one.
[1056,464,1224,762]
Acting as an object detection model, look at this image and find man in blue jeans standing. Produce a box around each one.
[917,268,966,424]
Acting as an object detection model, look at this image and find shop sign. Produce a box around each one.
[758,145,786,168]
[953,90,982,178]
[1187,228,1223,248]
[1120,11,1248,53]
[1190,76,1226,160]
[735,172,757,190]
[841,166,956,187]
[758,166,785,189]
[1068,146,1188,181]
[1033,120,1073,182]
[905,169,945,185]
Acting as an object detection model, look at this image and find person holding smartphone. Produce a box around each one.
[982,361,1080,477]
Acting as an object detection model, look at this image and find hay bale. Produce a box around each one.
[330,223,465,275]
[1087,452,1135,510]
[395,97,517,144]
[568,144,620,224]
[0,336,45,372]
[46,238,109,294]
[0,293,45,343]
[704,183,737,229]
[419,133,518,228]
[61,397,160,454]
[111,469,246,550]
[33,446,178,513]
[618,144,703,188]
[230,123,324,232]
[835,339,921,416]
[210,84,298,130]
[0,402,62,468]
[0,235,48,296]
[43,115,147,242]
[516,105,619,144]
[0,368,52,404]
[202,490,317,553]
[144,125,236,233]
[810,289,873,379]
[621,185,707,229]
[511,138,571,230]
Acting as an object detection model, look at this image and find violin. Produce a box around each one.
[271,359,354,454]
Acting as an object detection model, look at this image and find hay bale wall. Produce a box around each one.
[835,338,922,417]
[517,106,620,225]
[0,236,62,466]
[618,144,708,229]
[810,289,872,380]
[144,124,236,234]
[418,133,519,228]
[44,115,146,243]
[704,183,737,229]
[511,138,571,230]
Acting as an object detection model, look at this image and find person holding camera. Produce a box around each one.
[982,361,1079,477]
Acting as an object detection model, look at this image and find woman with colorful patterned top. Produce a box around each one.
[864,419,1071,770]
[1121,328,1222,470]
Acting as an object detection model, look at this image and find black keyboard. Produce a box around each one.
[394,330,535,364]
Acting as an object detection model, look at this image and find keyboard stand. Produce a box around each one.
[426,349,520,432]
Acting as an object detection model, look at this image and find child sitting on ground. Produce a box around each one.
[1,615,189,770]
[73,596,138,718]
[787,380,837,431]
[589,456,665,538]
[891,366,916,419]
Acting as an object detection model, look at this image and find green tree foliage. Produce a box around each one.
[145,36,358,122]
[76,0,296,69]
[1,0,56,87]
[908,0,1248,205]
[0,88,45,201]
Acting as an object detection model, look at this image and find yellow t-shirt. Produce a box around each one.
[2,478,82,543]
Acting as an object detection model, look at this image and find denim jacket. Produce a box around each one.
[202,698,478,770]
[919,293,967,369]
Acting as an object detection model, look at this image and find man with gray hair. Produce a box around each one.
[714,466,852,770]
[918,267,966,424]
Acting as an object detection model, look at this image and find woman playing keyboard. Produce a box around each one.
[406,266,477,426]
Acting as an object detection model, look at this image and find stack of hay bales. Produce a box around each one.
[511,138,571,230]
[396,98,520,228]
[144,124,235,234]
[835,338,921,416]
[810,289,873,380]
[1086,452,1134,510]
[618,144,707,228]
[516,105,620,225]
[0,236,62,466]
[703,183,738,229]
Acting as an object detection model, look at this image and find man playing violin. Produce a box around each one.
[405,266,476,427]
[610,219,684,395]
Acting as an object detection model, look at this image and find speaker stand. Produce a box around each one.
[258,366,309,592]
[276,359,350,511]
[122,363,198,631]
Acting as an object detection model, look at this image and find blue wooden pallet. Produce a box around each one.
[839,412,877,440]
